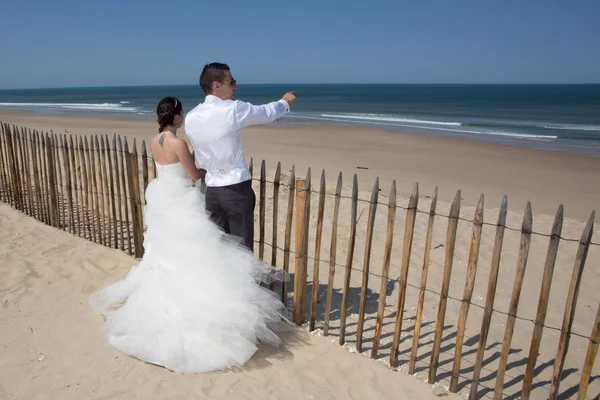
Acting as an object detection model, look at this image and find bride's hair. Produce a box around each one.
[156,97,183,132]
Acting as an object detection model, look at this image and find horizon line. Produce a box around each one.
[1,82,600,91]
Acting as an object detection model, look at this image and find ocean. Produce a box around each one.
[0,84,599,157]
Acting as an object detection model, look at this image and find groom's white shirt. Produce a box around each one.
[185,95,290,187]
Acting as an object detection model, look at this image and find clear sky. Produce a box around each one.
[0,0,598,89]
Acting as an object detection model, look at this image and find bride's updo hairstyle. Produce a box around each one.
[156,96,183,132]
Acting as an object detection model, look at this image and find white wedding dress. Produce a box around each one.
[89,162,290,374]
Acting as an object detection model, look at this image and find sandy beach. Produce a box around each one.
[0,201,462,400]
[1,110,599,399]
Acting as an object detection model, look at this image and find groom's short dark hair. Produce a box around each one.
[200,62,230,95]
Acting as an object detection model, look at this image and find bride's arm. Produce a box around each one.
[174,139,206,181]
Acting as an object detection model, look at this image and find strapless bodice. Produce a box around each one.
[155,162,187,179]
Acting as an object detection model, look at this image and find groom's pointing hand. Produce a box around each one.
[281,91,296,105]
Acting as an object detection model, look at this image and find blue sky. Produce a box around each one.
[0,0,598,89]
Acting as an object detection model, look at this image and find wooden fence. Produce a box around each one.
[0,122,149,256]
[0,121,599,399]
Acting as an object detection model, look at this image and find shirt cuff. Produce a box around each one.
[277,99,291,113]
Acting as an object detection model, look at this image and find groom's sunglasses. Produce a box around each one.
[219,78,237,86]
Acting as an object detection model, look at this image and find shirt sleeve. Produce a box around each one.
[234,99,290,128]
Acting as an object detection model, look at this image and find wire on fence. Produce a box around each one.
[256,239,597,343]
[3,168,598,247]
[253,177,600,248]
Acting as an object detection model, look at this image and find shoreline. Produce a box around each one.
[1,109,599,220]
[3,107,600,159]
[278,116,600,159]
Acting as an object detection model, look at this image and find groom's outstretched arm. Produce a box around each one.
[235,91,296,128]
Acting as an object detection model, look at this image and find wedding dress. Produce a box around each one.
[89,162,290,374]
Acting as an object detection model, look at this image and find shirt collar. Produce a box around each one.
[205,94,223,103]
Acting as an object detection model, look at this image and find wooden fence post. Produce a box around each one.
[293,169,311,325]
[469,196,507,399]
[548,210,595,399]
[259,160,266,260]
[126,139,144,257]
[356,177,379,353]
[428,189,461,383]
[45,133,60,228]
[339,174,358,345]
[270,162,281,292]
[390,182,419,367]
[450,194,484,392]
[105,135,118,249]
[371,180,398,358]
[141,140,149,200]
[282,166,295,306]
[578,301,600,400]
[0,124,10,204]
[61,135,74,234]
[54,134,64,229]
[88,136,102,243]
[69,135,82,236]
[323,172,343,336]
[79,137,92,241]
[407,186,438,372]
[493,202,533,400]
[5,125,22,209]
[309,170,326,332]
[521,204,564,399]
[118,135,131,253]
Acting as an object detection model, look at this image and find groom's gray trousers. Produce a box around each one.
[204,179,256,251]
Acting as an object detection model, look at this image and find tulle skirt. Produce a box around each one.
[89,168,290,374]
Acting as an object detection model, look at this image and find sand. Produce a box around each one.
[0,202,459,400]
[1,110,599,399]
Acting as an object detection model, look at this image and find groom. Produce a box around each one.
[185,62,296,251]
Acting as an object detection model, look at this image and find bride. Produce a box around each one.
[89,96,290,374]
